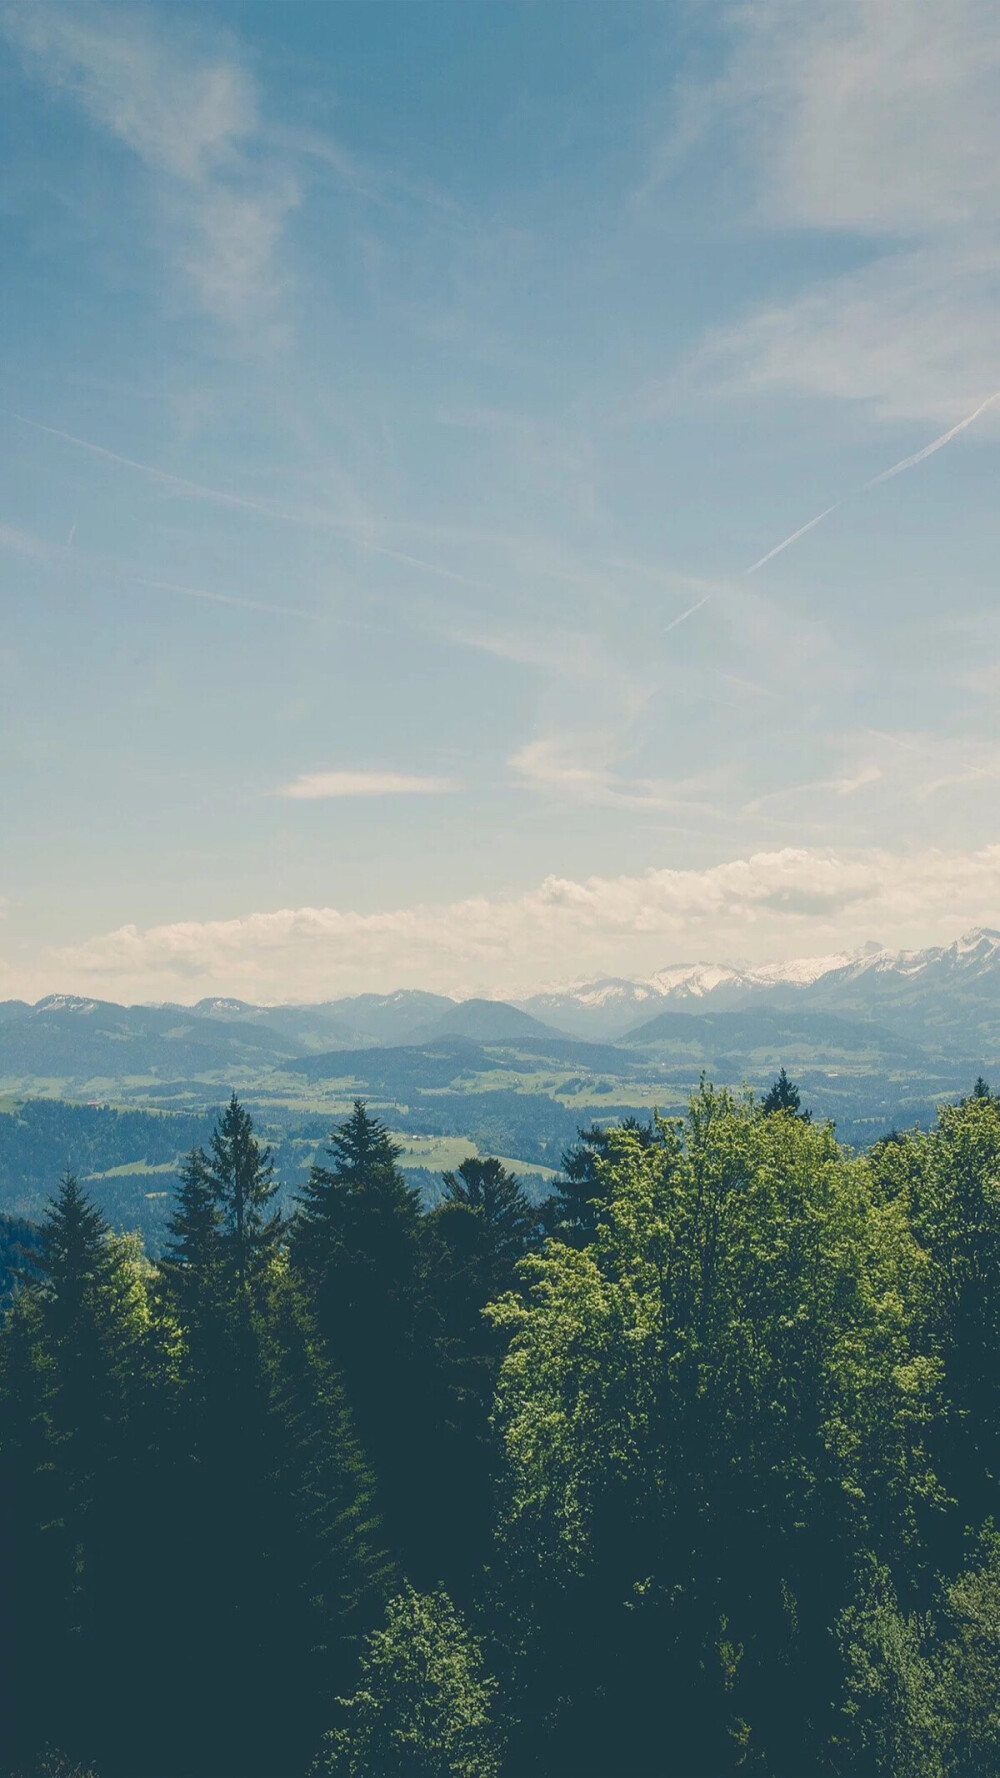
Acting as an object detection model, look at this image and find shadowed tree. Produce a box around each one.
[440,1156,540,1290]
[157,1104,390,1778]
[291,1102,430,1573]
[762,1067,810,1119]
[419,1158,545,1591]
[0,1179,159,1773]
[207,1093,281,1302]
[548,1116,658,1245]
[160,1146,224,1352]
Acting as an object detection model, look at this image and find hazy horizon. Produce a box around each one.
[9,919,1000,1012]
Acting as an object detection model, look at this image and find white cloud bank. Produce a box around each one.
[13,843,1000,1003]
[280,771,459,800]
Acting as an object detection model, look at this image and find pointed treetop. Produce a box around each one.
[323,1099,403,1181]
[762,1067,810,1119]
[37,1173,109,1293]
[441,1156,539,1268]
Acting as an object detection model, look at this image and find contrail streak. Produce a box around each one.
[4,409,265,514]
[744,504,841,576]
[2,407,473,587]
[661,390,1000,643]
[134,575,322,622]
[863,390,1000,489]
[663,591,712,634]
[743,391,1000,578]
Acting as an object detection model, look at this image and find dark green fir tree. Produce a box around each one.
[762,1066,810,1119]
[291,1102,430,1572]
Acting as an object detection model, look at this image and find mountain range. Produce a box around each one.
[1,929,998,1233]
[1,928,998,1090]
[520,928,1000,1050]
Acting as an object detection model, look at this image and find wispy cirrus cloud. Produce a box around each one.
[509,737,731,816]
[2,0,298,333]
[279,770,459,800]
[669,0,1000,426]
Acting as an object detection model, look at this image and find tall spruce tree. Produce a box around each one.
[291,1102,430,1573]
[293,1100,417,1287]
[419,1159,543,1591]
[160,1146,224,1348]
[0,1180,159,1775]
[153,1103,392,1778]
[252,1265,393,1772]
[549,1116,657,1244]
[207,1093,281,1299]
[0,1284,60,1773]
[762,1066,810,1119]
[439,1156,540,1290]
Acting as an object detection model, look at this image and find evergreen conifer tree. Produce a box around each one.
[251,1265,394,1772]
[0,1180,158,1773]
[439,1156,539,1288]
[36,1174,112,1370]
[762,1066,810,1118]
[0,1286,61,1773]
[160,1146,224,1341]
[291,1102,429,1572]
[207,1093,281,1299]
[293,1100,417,1287]
[549,1116,657,1244]
[419,1158,543,1591]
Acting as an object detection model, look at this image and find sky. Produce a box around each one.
[2,0,1000,1004]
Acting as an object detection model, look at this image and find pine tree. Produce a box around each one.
[252,1266,393,1773]
[36,1174,111,1367]
[419,1159,543,1592]
[33,1178,117,1561]
[161,1146,224,1339]
[151,1108,282,1776]
[549,1116,657,1244]
[291,1100,421,1321]
[0,1180,157,1774]
[293,1100,417,1288]
[291,1102,428,1572]
[762,1066,810,1119]
[439,1156,539,1288]
[0,1288,62,1772]
[207,1094,281,1299]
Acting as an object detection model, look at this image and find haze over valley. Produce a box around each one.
[4,925,998,1253]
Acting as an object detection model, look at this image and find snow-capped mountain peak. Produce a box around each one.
[516,929,1000,1039]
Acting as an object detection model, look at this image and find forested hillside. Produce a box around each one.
[4,1079,1000,1776]
[5,972,999,1161]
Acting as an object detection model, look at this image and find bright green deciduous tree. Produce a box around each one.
[488,1087,939,1776]
[312,1587,502,1778]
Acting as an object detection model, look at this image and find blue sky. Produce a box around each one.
[3,0,1000,1002]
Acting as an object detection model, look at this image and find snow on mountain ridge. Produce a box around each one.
[516,929,1000,1036]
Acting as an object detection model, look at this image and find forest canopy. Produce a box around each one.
[3,1080,1000,1777]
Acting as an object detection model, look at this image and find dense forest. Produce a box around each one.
[3,1078,1000,1777]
